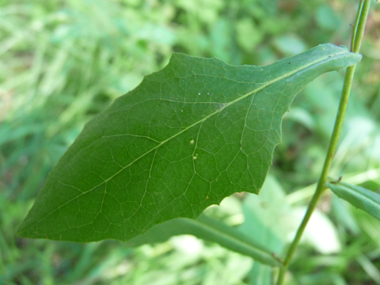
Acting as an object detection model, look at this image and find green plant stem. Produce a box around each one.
[350,0,364,52]
[353,0,371,54]
[276,1,371,284]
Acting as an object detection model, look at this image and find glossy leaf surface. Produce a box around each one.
[17,44,361,242]
[328,182,380,221]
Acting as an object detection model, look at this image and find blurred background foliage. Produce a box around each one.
[1,0,380,284]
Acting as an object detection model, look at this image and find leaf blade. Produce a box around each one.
[126,214,282,267]
[18,44,361,242]
[328,182,380,221]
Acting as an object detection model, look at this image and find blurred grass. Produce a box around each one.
[1,0,380,284]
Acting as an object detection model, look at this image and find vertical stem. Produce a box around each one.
[276,1,371,284]
[351,0,364,52]
[353,0,371,54]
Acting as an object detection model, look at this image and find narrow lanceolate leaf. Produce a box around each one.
[328,182,380,221]
[126,215,282,267]
[17,44,361,242]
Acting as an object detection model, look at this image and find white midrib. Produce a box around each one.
[21,49,349,234]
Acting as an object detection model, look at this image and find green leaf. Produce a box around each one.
[126,214,281,267]
[17,44,361,242]
[328,182,380,221]
[240,176,289,284]
[248,262,272,285]
[239,176,289,255]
